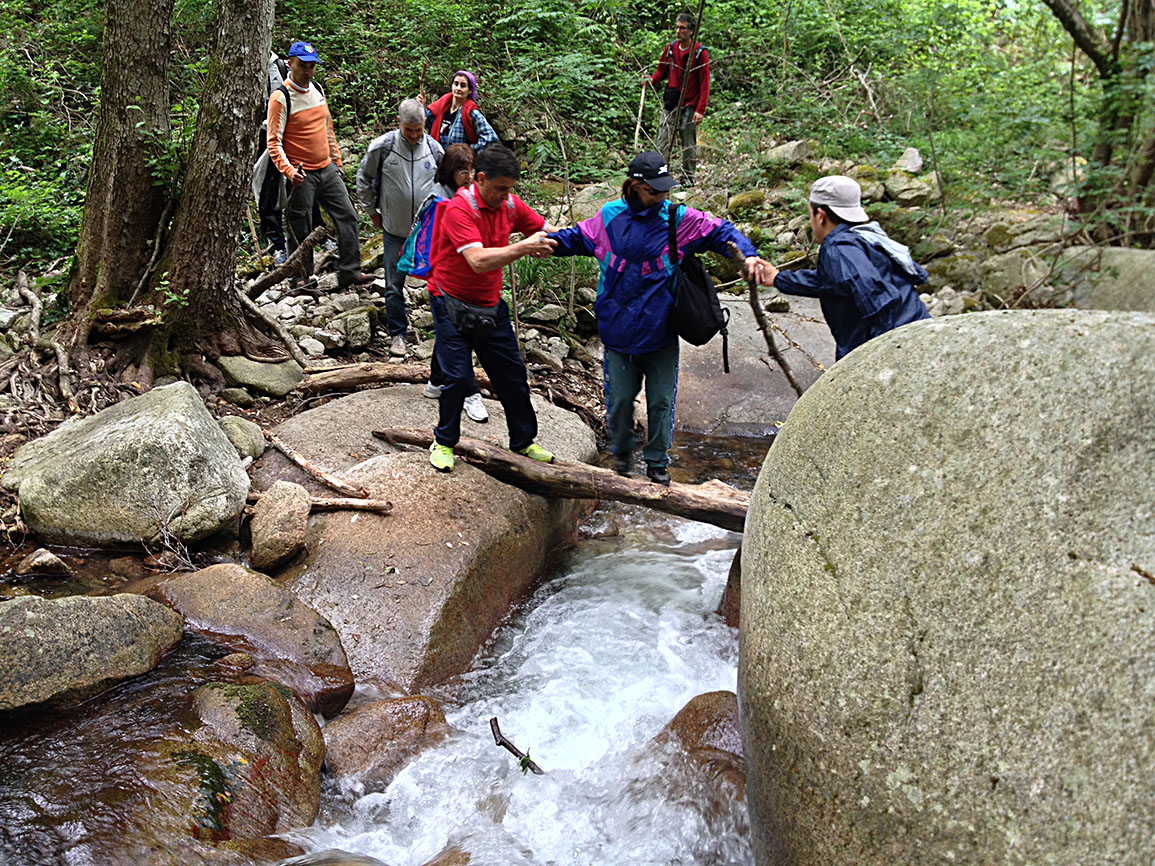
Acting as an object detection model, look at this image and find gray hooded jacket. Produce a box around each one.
[356,131,444,238]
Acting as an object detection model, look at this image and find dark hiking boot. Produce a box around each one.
[646,466,670,486]
[613,453,630,476]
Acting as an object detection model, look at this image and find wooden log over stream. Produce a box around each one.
[297,363,492,395]
[373,426,750,533]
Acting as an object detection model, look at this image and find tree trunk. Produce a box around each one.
[65,0,174,349]
[137,0,279,379]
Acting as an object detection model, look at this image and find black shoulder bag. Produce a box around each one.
[667,204,730,372]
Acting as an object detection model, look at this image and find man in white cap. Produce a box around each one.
[762,175,930,360]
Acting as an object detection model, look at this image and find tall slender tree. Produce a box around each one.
[63,0,279,388]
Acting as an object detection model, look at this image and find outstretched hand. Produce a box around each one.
[523,231,557,259]
[742,256,777,287]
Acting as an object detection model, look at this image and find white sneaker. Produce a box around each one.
[272,248,287,267]
[423,381,442,399]
[463,393,489,423]
[390,335,407,357]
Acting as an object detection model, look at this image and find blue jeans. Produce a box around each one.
[381,231,409,337]
[431,293,537,450]
[603,340,679,470]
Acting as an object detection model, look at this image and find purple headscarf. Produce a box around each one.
[452,70,478,102]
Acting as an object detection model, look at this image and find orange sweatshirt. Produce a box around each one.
[266,78,342,179]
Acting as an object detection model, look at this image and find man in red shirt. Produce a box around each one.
[645,13,710,185]
[426,145,558,472]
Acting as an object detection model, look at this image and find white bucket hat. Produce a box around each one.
[809,175,868,223]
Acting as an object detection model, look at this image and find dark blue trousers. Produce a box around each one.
[431,294,537,451]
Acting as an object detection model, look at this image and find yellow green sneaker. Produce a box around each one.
[515,442,555,463]
[429,441,454,472]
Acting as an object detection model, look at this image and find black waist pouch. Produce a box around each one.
[663,86,681,111]
[443,292,498,341]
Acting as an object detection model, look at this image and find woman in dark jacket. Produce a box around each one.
[549,152,769,484]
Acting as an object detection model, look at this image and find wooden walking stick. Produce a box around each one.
[633,81,647,152]
[728,243,804,397]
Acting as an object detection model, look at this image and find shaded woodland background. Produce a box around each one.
[1,0,1153,342]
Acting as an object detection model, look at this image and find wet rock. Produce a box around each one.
[715,547,740,627]
[323,696,450,789]
[219,415,266,462]
[660,690,745,796]
[3,383,248,546]
[173,681,324,837]
[0,593,182,711]
[13,547,71,576]
[217,356,304,397]
[742,309,1155,866]
[250,479,311,571]
[277,852,391,866]
[156,563,353,717]
[250,385,596,692]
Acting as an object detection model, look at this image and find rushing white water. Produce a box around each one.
[289,503,751,866]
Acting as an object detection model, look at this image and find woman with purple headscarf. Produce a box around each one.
[425,70,500,153]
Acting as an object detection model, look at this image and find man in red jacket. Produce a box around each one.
[645,13,710,185]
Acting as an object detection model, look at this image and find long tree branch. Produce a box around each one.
[1040,0,1114,79]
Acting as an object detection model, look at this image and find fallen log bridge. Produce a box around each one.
[373,426,750,533]
[297,363,491,395]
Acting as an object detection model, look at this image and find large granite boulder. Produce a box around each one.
[1,381,249,545]
[250,385,597,692]
[676,296,834,435]
[0,593,183,711]
[156,564,354,717]
[741,309,1155,865]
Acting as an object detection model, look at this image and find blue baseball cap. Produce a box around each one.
[288,41,320,62]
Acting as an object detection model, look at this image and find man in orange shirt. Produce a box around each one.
[267,41,374,288]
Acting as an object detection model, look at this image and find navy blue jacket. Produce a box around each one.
[775,223,930,359]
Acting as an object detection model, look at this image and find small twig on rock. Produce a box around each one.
[262,430,370,499]
[490,717,544,775]
[246,491,392,514]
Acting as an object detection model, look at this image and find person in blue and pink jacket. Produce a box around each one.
[548,152,771,486]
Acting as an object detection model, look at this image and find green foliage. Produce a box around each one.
[5,0,1155,271]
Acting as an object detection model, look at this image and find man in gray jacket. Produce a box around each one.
[357,98,444,356]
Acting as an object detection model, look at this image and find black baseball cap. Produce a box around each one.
[627,151,678,191]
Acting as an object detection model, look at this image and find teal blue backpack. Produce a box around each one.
[397,195,443,277]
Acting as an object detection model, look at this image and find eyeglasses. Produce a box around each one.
[454,168,474,177]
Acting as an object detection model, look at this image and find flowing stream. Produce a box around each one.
[0,436,765,866]
[287,436,762,866]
